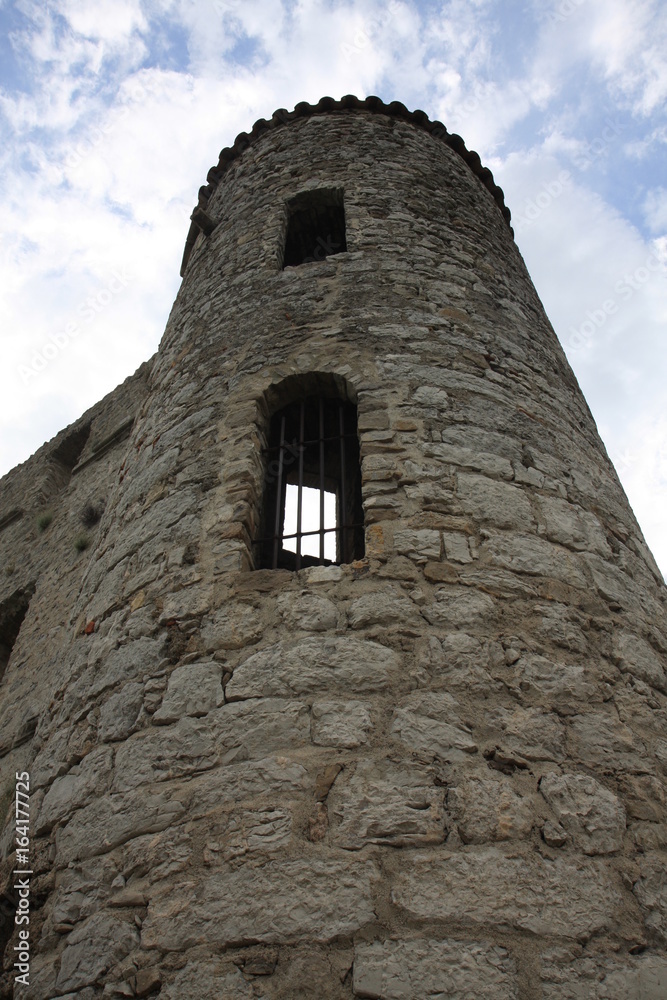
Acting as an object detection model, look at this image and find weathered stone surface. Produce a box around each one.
[187,756,309,818]
[541,949,667,1000]
[113,716,217,790]
[208,806,292,859]
[393,692,478,758]
[633,855,667,943]
[225,636,401,698]
[36,746,113,833]
[152,661,223,723]
[509,653,598,712]
[483,533,589,587]
[98,681,144,741]
[537,602,588,653]
[428,632,502,694]
[442,530,473,562]
[202,603,264,649]
[329,760,445,848]
[210,697,310,756]
[347,591,418,628]
[56,788,185,862]
[614,631,667,694]
[619,774,667,822]
[276,591,339,630]
[422,587,496,628]
[311,699,372,747]
[486,705,565,761]
[392,848,619,938]
[569,712,649,773]
[536,495,611,556]
[141,859,378,950]
[353,938,518,999]
[447,774,534,843]
[393,528,441,562]
[540,772,626,854]
[55,912,139,992]
[160,962,253,1000]
[456,472,533,530]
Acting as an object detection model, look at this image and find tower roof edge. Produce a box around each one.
[180,95,512,277]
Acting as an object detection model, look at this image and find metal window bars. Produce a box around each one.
[257,395,364,570]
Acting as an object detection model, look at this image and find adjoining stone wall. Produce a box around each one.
[1,107,666,999]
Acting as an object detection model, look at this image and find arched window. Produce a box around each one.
[256,379,364,570]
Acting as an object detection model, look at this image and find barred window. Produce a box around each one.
[256,391,364,570]
[282,188,347,268]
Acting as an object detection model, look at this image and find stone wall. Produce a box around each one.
[0,102,666,999]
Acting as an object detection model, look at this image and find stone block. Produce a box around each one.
[442,530,473,563]
[484,533,588,587]
[56,789,186,863]
[614,631,667,694]
[197,806,293,862]
[141,859,378,950]
[540,772,626,855]
[508,653,598,712]
[448,774,535,843]
[225,636,402,699]
[113,716,217,790]
[98,682,144,741]
[152,661,223,723]
[55,912,139,992]
[311,700,372,747]
[276,591,339,630]
[633,855,667,944]
[160,962,253,999]
[392,847,619,938]
[36,746,113,834]
[422,587,496,628]
[353,938,518,999]
[486,704,566,761]
[536,495,611,555]
[210,697,310,756]
[569,712,649,774]
[187,756,310,819]
[393,527,441,562]
[347,591,418,627]
[201,603,264,649]
[541,949,667,1000]
[329,760,446,849]
[393,691,478,759]
[456,472,533,529]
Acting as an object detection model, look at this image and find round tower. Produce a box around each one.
[5,97,667,999]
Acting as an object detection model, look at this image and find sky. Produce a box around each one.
[0,0,666,576]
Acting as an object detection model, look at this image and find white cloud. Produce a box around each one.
[643,186,667,234]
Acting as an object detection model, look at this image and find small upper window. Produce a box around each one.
[256,388,364,570]
[282,188,347,268]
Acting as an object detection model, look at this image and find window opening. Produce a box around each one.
[0,584,35,684]
[257,394,364,570]
[282,188,347,268]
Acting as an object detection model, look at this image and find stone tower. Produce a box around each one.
[1,96,666,999]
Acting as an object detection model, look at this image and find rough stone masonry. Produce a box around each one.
[0,96,666,999]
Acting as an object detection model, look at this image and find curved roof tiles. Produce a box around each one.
[181,95,512,275]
